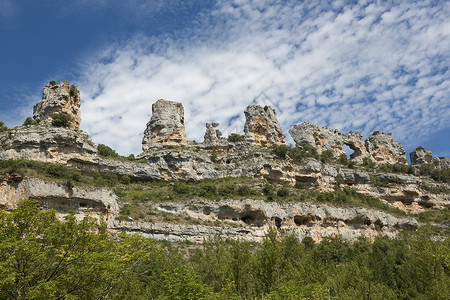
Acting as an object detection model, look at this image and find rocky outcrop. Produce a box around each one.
[109,199,418,243]
[33,81,81,128]
[142,99,186,151]
[0,175,118,220]
[0,125,97,165]
[244,105,285,146]
[410,147,449,169]
[203,123,219,146]
[289,122,367,162]
[365,132,407,165]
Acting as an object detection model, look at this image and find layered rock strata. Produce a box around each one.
[33,81,81,128]
[0,126,97,165]
[244,105,285,146]
[109,199,418,243]
[0,175,118,220]
[142,99,186,151]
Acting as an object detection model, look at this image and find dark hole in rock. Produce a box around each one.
[272,217,282,229]
[294,215,312,226]
[240,210,266,227]
[203,207,211,215]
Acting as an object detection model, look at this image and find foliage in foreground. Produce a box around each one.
[1,201,448,299]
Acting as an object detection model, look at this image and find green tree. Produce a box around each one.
[0,199,157,299]
[97,143,119,158]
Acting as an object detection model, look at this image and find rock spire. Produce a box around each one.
[244,105,285,146]
[142,99,186,151]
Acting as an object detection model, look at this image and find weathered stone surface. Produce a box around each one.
[289,122,367,162]
[0,125,97,165]
[432,157,450,169]
[410,147,433,165]
[365,132,407,165]
[142,99,186,151]
[410,147,449,169]
[244,105,285,146]
[109,199,418,243]
[203,123,219,146]
[33,81,81,128]
[0,175,118,220]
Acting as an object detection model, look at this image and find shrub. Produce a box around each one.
[69,84,77,96]
[97,144,119,158]
[263,105,269,112]
[22,117,38,126]
[227,133,246,143]
[173,182,190,194]
[211,122,219,128]
[294,181,308,190]
[215,129,222,138]
[262,184,275,195]
[320,150,334,163]
[51,112,72,127]
[361,157,376,168]
[49,80,56,86]
[120,175,131,185]
[210,152,218,163]
[127,154,135,161]
[273,144,290,158]
[277,187,290,197]
[218,184,236,197]
[338,153,348,165]
[0,121,7,132]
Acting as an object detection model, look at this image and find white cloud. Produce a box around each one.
[77,0,450,156]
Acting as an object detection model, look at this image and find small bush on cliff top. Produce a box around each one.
[227,133,246,143]
[51,112,72,127]
[97,144,119,158]
[0,121,7,132]
[23,117,38,126]
[49,80,56,86]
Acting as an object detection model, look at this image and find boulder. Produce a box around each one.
[142,99,186,151]
[244,105,285,146]
[33,81,81,128]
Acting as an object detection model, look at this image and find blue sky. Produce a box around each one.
[1,0,449,159]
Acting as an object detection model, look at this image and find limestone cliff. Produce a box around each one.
[142,99,186,151]
[410,147,449,169]
[0,174,118,220]
[244,105,285,146]
[33,81,81,128]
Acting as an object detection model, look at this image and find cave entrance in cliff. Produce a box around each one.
[342,144,354,159]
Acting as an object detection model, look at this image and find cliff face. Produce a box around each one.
[0,174,118,220]
[33,81,81,128]
[0,82,448,243]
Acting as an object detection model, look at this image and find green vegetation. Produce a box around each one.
[272,143,319,163]
[51,112,72,127]
[379,163,416,175]
[22,117,38,126]
[228,133,246,143]
[69,84,77,96]
[0,200,157,299]
[49,80,56,86]
[414,208,450,224]
[420,182,450,194]
[320,149,334,163]
[97,143,119,158]
[0,121,8,132]
[4,204,446,299]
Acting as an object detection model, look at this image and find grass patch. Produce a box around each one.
[413,208,450,224]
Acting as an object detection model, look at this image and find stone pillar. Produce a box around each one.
[244,105,285,146]
[142,99,186,151]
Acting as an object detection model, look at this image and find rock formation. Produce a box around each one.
[0,126,97,165]
[410,147,449,169]
[33,81,81,128]
[289,122,367,162]
[244,105,285,146]
[365,132,407,165]
[142,99,186,151]
[410,147,433,165]
[0,175,118,220]
[110,199,418,243]
[203,123,219,146]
